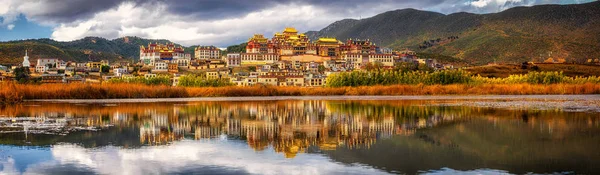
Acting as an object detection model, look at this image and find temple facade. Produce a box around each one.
[140,42,191,67]
[246,34,270,54]
[316,38,341,57]
[194,46,221,60]
[244,27,380,60]
[134,27,406,73]
[341,39,377,55]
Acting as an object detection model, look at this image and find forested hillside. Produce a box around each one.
[307,1,600,65]
[0,36,194,65]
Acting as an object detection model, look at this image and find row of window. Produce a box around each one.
[371,58,394,63]
[241,55,280,61]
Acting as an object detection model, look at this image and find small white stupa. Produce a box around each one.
[22,50,30,67]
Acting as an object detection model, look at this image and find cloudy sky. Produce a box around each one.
[0,0,595,47]
[1,141,509,174]
[0,141,391,174]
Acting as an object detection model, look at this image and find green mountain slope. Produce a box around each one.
[1,2,598,66]
[307,1,600,65]
[0,36,194,65]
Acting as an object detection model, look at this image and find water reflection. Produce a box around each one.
[0,100,599,174]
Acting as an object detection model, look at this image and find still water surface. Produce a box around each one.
[0,97,599,174]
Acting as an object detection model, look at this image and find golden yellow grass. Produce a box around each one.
[465,63,600,78]
[2,83,600,103]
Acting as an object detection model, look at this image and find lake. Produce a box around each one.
[1,96,600,175]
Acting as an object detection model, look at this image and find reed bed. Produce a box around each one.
[0,83,23,104]
[326,70,600,87]
[2,82,599,104]
[1,83,187,102]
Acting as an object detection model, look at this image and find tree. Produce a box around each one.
[318,65,326,72]
[248,66,256,72]
[394,62,417,72]
[417,63,434,72]
[225,42,247,54]
[521,62,529,69]
[101,65,110,73]
[14,67,30,83]
[365,62,384,71]
[364,63,375,71]
[132,66,140,76]
[373,62,384,70]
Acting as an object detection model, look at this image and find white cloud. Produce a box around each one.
[0,0,593,46]
[48,1,448,47]
[12,142,390,175]
[7,24,14,30]
[49,2,353,47]
[0,157,19,175]
[0,0,19,26]
[468,0,537,12]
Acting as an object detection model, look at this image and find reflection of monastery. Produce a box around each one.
[142,101,462,158]
[0,101,467,158]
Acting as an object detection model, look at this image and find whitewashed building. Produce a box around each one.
[140,42,191,67]
[37,58,60,68]
[152,62,168,73]
[114,68,128,77]
[342,54,363,69]
[368,54,395,67]
[35,65,48,73]
[195,46,221,60]
[227,53,241,67]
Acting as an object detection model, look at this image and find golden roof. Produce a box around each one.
[284,27,298,33]
[318,37,338,43]
[249,34,268,42]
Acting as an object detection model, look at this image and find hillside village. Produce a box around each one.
[2,27,455,86]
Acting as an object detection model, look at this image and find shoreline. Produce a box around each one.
[23,95,600,113]
[27,94,600,103]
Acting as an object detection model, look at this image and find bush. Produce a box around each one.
[107,76,171,86]
[426,70,472,85]
[328,70,600,87]
[177,75,233,87]
[326,70,473,87]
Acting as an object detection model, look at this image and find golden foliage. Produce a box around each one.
[2,82,600,104]
[0,83,23,104]
[2,82,188,100]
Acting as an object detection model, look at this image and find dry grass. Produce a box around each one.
[465,63,600,78]
[2,83,600,103]
[0,83,23,104]
[1,83,187,101]
[185,86,348,96]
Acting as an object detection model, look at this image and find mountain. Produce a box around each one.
[0,36,195,65]
[2,2,599,66]
[307,1,600,65]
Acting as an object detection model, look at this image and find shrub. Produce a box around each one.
[326,70,473,87]
[177,75,233,87]
[107,76,171,86]
[327,70,599,87]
